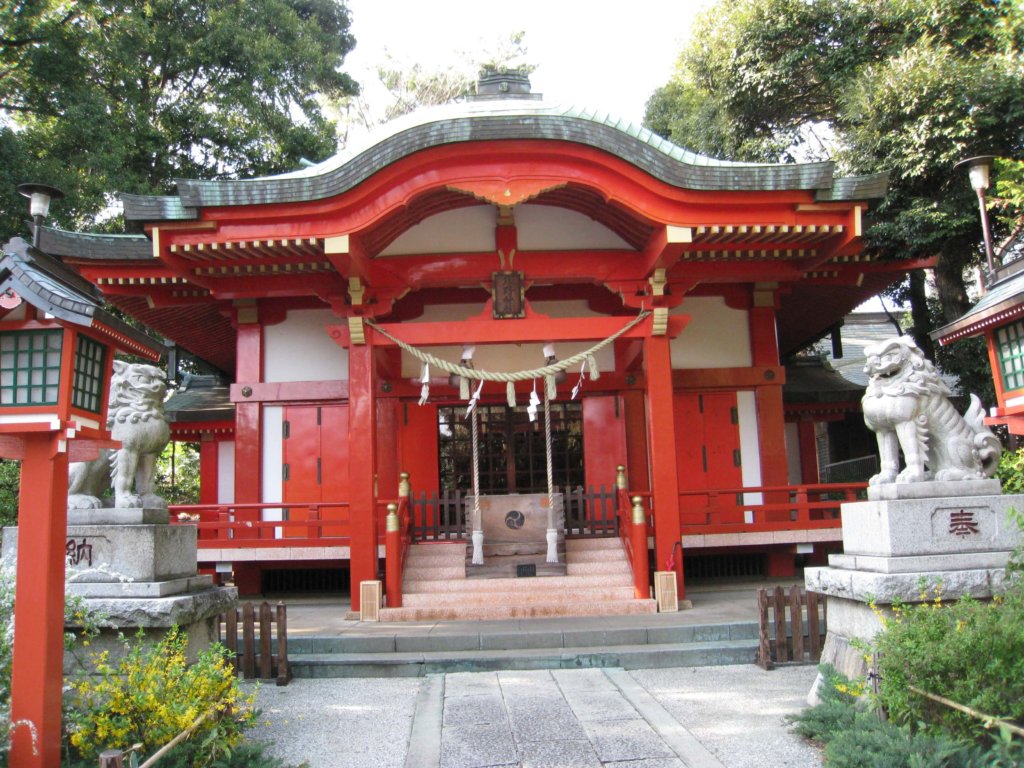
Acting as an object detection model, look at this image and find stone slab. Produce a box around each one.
[866,478,1001,501]
[4,522,198,582]
[805,565,1008,604]
[840,494,1023,557]
[66,507,169,525]
[77,585,238,628]
[828,550,1012,574]
[66,574,213,598]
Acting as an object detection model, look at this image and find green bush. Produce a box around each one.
[873,585,1024,743]
[0,460,19,527]
[996,448,1024,495]
[65,627,255,767]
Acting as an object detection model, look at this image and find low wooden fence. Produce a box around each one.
[756,585,826,669]
[221,601,292,686]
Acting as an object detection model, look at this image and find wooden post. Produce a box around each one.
[9,432,69,768]
[807,590,822,662]
[275,602,291,686]
[756,588,773,669]
[772,585,788,663]
[233,321,263,536]
[224,608,239,675]
[630,496,651,599]
[242,602,256,679]
[98,749,124,768]
[258,602,273,679]
[789,586,805,662]
[385,503,402,607]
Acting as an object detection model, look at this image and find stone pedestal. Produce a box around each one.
[3,508,236,664]
[805,484,1021,690]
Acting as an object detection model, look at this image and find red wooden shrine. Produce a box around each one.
[38,74,916,609]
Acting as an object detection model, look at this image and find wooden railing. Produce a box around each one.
[615,465,651,599]
[679,482,866,535]
[170,501,352,547]
[384,473,413,607]
[222,601,292,685]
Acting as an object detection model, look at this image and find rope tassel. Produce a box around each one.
[459,375,470,401]
[545,374,557,401]
[506,381,516,408]
[587,354,600,380]
[418,363,430,405]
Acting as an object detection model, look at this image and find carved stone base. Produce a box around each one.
[804,492,1023,704]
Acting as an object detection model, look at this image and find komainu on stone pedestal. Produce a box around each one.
[67,361,170,509]
[862,336,1000,485]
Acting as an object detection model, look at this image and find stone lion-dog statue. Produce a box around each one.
[67,360,171,509]
[862,336,1000,485]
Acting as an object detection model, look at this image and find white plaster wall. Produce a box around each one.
[262,405,283,532]
[515,204,632,250]
[785,422,803,485]
[264,309,348,383]
[670,297,751,369]
[398,300,615,379]
[737,391,763,513]
[217,441,235,503]
[381,206,496,255]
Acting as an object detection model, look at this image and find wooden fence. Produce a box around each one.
[221,601,292,686]
[756,585,826,669]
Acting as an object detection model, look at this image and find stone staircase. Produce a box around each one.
[377,537,657,622]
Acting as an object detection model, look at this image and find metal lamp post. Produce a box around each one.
[954,155,997,278]
[15,183,64,248]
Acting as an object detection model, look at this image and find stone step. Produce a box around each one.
[401,585,637,608]
[376,598,657,622]
[566,549,629,564]
[283,620,759,655]
[402,565,466,581]
[565,560,632,575]
[404,572,632,594]
[288,638,759,678]
[564,537,624,551]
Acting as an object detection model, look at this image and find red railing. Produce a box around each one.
[169,501,352,548]
[679,482,866,535]
[615,466,651,599]
[384,473,413,607]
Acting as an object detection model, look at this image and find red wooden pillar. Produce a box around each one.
[348,338,379,610]
[750,304,788,488]
[199,437,219,541]
[644,335,683,596]
[9,432,68,768]
[234,321,263,537]
[797,419,819,484]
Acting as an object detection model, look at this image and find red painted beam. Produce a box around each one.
[347,342,379,611]
[230,380,349,403]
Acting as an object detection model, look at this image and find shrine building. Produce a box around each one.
[34,73,914,616]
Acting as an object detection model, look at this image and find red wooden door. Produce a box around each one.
[282,405,349,538]
[674,392,743,526]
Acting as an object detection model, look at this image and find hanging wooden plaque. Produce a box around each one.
[492,271,525,319]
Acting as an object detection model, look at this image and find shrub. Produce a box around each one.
[65,627,256,768]
[996,447,1024,495]
[873,585,1024,743]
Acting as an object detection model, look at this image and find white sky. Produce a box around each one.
[343,0,711,126]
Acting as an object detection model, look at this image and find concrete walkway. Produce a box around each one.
[247,665,822,768]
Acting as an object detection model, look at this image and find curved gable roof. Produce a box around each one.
[122,96,888,222]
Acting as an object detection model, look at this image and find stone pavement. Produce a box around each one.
[248,664,822,768]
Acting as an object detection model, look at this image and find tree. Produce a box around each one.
[0,0,359,238]
[645,0,1024,377]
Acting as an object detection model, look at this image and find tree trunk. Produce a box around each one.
[907,269,936,361]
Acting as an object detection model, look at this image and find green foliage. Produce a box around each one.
[996,447,1024,494]
[644,0,1024,371]
[66,627,255,767]
[790,665,1021,767]
[0,460,18,527]
[155,442,202,506]
[873,586,1024,743]
[0,0,358,240]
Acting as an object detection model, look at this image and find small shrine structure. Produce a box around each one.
[35,73,920,614]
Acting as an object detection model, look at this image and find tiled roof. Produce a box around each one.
[121,97,888,221]
[35,225,153,261]
[0,237,163,355]
[164,374,233,421]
